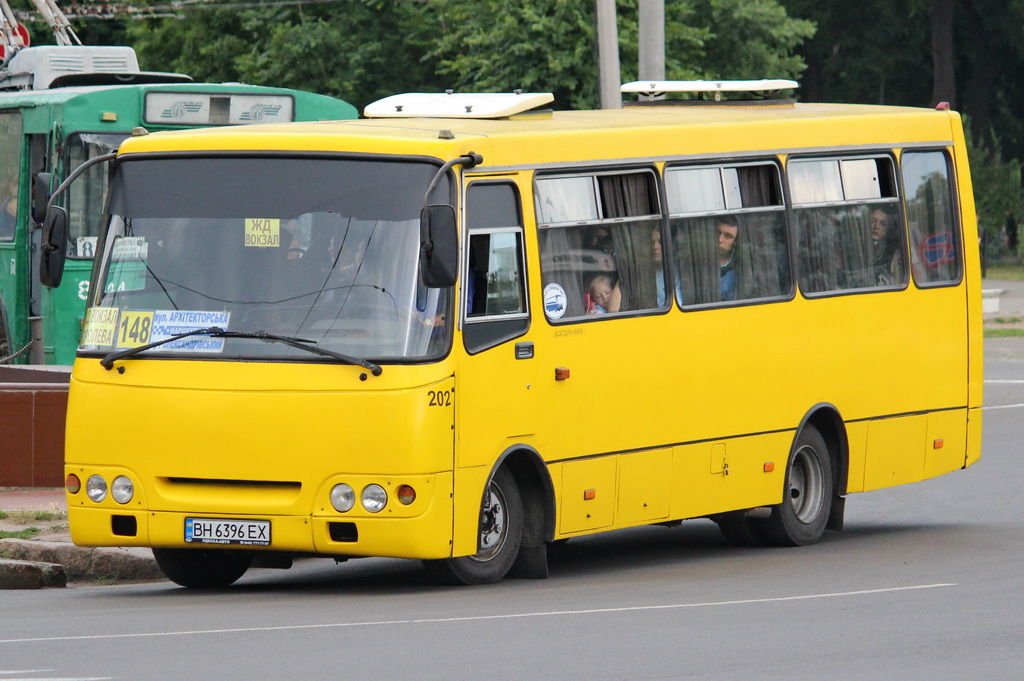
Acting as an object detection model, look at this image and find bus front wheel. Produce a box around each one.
[153,547,253,588]
[424,467,523,585]
[756,424,834,547]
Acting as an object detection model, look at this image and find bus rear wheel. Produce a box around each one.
[756,424,834,547]
[424,467,523,585]
[153,547,253,588]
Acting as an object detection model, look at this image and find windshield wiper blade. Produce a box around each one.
[100,326,226,370]
[99,327,383,377]
[214,330,382,376]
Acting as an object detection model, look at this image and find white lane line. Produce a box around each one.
[982,402,1024,410]
[984,380,1024,384]
[0,678,113,681]
[0,583,955,645]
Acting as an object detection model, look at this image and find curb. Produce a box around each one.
[0,538,164,587]
[0,558,66,589]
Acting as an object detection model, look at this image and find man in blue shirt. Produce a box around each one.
[718,216,738,301]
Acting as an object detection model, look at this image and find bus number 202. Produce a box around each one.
[427,390,452,407]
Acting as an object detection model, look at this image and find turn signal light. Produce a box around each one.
[65,474,81,495]
[396,485,416,505]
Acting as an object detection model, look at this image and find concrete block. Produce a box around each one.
[0,558,67,589]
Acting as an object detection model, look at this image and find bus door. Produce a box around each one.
[0,111,23,358]
[456,178,536,469]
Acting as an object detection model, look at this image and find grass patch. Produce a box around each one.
[992,316,1024,324]
[4,509,66,523]
[984,328,1024,338]
[0,527,41,540]
[984,264,1024,281]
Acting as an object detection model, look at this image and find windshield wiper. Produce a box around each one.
[99,327,382,376]
[215,330,382,376]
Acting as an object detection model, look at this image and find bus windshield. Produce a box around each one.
[81,156,451,362]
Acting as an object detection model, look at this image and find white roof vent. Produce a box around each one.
[365,91,554,119]
[621,79,798,100]
[0,45,189,90]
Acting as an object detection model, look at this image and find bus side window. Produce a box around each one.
[537,170,664,320]
[902,150,960,286]
[791,156,906,294]
[666,163,789,306]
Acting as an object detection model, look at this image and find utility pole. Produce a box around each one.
[595,0,621,109]
[638,0,665,82]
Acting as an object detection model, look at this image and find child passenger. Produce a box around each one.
[586,274,614,315]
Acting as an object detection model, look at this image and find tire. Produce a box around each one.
[153,547,253,588]
[424,467,523,585]
[755,425,834,547]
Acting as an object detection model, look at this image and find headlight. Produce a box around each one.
[330,483,355,512]
[86,475,108,503]
[111,476,134,504]
[361,484,387,513]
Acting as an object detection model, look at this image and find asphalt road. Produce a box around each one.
[2,361,1021,681]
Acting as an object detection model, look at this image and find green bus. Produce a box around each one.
[0,44,357,364]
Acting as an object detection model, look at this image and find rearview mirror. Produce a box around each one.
[39,206,69,288]
[32,172,52,224]
[419,204,457,288]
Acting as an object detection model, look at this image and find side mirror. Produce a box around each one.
[39,206,69,288]
[420,204,458,288]
[31,172,52,224]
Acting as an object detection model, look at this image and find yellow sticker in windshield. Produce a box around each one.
[116,310,155,349]
[244,218,280,248]
[81,307,119,347]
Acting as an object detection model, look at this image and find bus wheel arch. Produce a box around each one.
[424,446,554,585]
[756,405,848,546]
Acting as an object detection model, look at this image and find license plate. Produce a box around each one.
[185,517,271,546]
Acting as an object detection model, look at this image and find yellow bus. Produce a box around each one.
[53,82,982,587]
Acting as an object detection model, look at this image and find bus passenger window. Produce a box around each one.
[0,113,20,242]
[791,156,906,294]
[666,163,789,306]
[537,170,664,321]
[902,151,960,285]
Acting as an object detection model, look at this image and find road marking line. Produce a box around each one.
[982,402,1024,410]
[984,379,1024,384]
[0,583,956,645]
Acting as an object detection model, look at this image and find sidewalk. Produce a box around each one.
[0,488,163,588]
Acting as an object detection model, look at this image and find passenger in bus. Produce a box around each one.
[652,229,666,306]
[586,274,615,314]
[0,187,16,240]
[870,208,902,285]
[718,216,739,301]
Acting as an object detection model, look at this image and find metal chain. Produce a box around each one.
[0,341,33,364]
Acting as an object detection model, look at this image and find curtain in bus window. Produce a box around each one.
[903,152,959,284]
[672,213,788,305]
[0,113,21,242]
[539,227,587,318]
[797,203,905,293]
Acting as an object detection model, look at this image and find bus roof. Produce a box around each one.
[113,101,962,169]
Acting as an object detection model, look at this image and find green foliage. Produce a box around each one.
[964,118,1023,245]
[0,527,41,540]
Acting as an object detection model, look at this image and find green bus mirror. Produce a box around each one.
[420,204,457,288]
[39,206,69,288]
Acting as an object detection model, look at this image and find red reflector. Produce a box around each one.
[935,101,950,110]
[583,489,596,500]
[933,439,944,449]
[763,462,775,473]
[65,473,81,494]
[396,484,416,505]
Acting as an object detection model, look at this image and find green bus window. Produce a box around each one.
[0,113,21,242]
[66,132,129,258]
[666,163,789,306]
[902,151,960,285]
[792,156,906,294]
[537,171,663,319]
